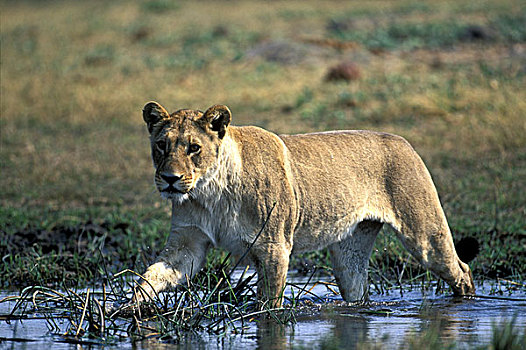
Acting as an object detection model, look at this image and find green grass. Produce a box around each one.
[141,0,180,14]
[0,205,170,288]
[1,0,525,297]
[329,12,526,50]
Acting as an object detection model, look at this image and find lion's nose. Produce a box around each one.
[161,173,183,185]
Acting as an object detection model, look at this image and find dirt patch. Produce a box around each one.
[0,221,155,288]
[245,40,330,65]
[2,221,126,257]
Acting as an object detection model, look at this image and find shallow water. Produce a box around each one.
[1,273,525,349]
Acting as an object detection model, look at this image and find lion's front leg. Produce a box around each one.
[133,227,211,304]
[251,243,291,309]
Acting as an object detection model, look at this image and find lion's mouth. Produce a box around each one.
[161,185,190,195]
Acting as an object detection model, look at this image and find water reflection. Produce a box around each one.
[256,319,287,350]
[1,279,525,349]
[251,284,525,350]
[328,314,369,349]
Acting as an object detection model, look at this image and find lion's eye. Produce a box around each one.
[155,140,166,153]
[188,144,201,154]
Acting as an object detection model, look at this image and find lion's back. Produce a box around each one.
[280,130,417,184]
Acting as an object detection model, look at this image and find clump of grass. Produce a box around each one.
[329,11,526,50]
[141,0,180,14]
[489,315,525,350]
[492,12,526,42]
[405,326,454,350]
[1,259,301,344]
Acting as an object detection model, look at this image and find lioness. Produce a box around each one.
[135,101,475,307]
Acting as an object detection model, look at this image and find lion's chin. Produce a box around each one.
[160,188,192,203]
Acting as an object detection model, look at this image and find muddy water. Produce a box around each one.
[1,273,525,349]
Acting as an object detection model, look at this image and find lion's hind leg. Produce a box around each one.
[377,133,475,296]
[328,220,383,302]
[389,208,476,296]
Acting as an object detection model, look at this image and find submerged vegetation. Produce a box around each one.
[1,0,525,347]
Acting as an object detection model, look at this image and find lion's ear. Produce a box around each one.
[143,101,170,133]
[202,105,231,139]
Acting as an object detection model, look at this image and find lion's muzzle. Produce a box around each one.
[156,171,194,196]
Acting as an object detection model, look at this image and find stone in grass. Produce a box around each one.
[325,61,361,82]
[459,25,494,42]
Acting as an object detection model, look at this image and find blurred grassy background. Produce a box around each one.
[1,0,525,286]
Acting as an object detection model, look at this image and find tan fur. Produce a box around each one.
[137,101,475,307]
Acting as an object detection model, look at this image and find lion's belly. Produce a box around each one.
[292,218,360,253]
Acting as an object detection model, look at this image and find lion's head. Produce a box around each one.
[142,101,231,201]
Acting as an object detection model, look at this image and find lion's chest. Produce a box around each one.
[171,198,248,254]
